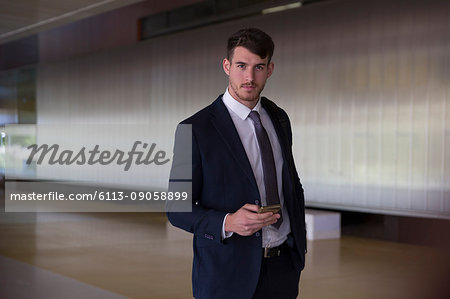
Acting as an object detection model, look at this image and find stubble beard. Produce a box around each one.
[230,81,265,106]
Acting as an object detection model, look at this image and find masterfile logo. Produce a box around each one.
[26,141,170,171]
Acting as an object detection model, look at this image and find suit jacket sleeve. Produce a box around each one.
[166,122,227,245]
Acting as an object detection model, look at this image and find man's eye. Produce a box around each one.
[237,65,245,69]
[256,66,264,70]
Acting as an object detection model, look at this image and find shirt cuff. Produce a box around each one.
[222,213,234,239]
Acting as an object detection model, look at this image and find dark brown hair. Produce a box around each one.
[227,28,275,63]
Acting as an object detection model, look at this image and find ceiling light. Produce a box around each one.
[262,2,302,15]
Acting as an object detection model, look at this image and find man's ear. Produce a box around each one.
[267,62,274,78]
[223,58,231,76]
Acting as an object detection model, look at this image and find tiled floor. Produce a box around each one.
[0,212,449,299]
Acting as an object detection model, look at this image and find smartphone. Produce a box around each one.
[257,204,281,214]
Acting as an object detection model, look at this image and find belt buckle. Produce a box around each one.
[263,247,281,258]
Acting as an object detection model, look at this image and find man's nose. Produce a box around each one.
[245,68,255,82]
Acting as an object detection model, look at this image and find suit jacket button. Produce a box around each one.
[255,232,260,237]
[255,200,259,205]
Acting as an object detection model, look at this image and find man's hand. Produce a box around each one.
[225,204,280,236]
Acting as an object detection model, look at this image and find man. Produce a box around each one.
[168,28,306,299]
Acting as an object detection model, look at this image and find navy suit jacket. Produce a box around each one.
[167,95,306,299]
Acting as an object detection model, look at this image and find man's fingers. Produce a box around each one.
[234,213,280,235]
[244,217,278,233]
[242,204,260,212]
[241,205,275,219]
[241,204,280,220]
[246,211,273,222]
[248,214,279,227]
[229,204,281,236]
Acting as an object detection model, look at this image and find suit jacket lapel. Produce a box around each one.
[261,97,297,207]
[209,96,259,190]
[261,97,290,165]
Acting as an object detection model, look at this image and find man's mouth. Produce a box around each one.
[242,84,256,90]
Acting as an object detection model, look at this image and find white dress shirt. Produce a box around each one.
[221,88,291,248]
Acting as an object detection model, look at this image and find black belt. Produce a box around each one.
[263,242,289,258]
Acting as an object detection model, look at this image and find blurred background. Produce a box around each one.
[0,0,449,298]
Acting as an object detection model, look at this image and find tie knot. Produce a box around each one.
[248,111,262,125]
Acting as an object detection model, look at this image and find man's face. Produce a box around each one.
[223,46,274,108]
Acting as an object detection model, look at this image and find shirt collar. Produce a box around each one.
[222,87,262,120]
